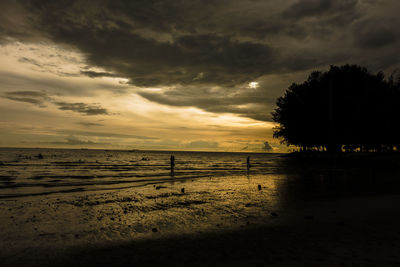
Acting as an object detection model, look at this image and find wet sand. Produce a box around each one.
[1,158,400,266]
[2,194,400,267]
[54,196,400,267]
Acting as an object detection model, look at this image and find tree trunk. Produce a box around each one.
[327,144,341,153]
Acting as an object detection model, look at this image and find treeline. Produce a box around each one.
[272,65,400,153]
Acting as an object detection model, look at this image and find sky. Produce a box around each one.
[0,0,399,152]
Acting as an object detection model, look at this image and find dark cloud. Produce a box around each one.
[356,28,398,48]
[54,102,109,115]
[52,30,275,87]
[13,1,292,88]
[1,89,116,118]
[2,90,49,107]
[353,18,400,49]
[1,0,399,121]
[80,70,117,78]
[76,121,104,127]
[0,71,122,97]
[283,0,358,20]
[0,0,42,43]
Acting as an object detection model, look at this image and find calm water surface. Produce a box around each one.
[0,148,284,199]
[0,148,398,202]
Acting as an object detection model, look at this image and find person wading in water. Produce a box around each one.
[170,155,175,174]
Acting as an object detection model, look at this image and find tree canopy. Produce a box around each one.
[272,65,400,153]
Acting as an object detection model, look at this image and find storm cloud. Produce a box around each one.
[1,0,399,122]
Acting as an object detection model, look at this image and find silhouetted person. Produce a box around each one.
[170,155,175,172]
[247,156,251,170]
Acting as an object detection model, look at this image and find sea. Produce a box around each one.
[0,148,283,199]
[1,147,399,201]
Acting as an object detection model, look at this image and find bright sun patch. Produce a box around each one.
[248,81,258,88]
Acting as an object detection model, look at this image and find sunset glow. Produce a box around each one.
[1,1,400,266]
[0,0,399,152]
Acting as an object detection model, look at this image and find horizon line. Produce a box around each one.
[0,146,282,154]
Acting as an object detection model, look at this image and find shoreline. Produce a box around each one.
[1,151,400,266]
[0,146,283,154]
[2,193,400,266]
[282,151,400,159]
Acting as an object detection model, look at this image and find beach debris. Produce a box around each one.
[155,186,167,190]
[141,157,149,161]
[36,153,44,159]
[271,212,278,217]
[123,197,133,202]
[181,188,185,193]
[258,184,262,190]
[152,228,158,232]
[304,215,314,220]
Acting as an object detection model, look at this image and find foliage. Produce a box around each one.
[272,65,400,152]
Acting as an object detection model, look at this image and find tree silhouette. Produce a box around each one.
[272,65,400,153]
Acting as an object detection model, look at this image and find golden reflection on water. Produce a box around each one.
[2,154,400,253]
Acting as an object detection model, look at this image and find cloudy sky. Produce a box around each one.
[0,0,399,152]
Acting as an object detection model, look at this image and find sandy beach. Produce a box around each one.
[1,149,400,266]
[53,195,400,267]
[1,170,400,266]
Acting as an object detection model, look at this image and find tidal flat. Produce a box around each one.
[1,148,400,266]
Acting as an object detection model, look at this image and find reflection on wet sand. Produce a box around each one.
[1,149,400,266]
